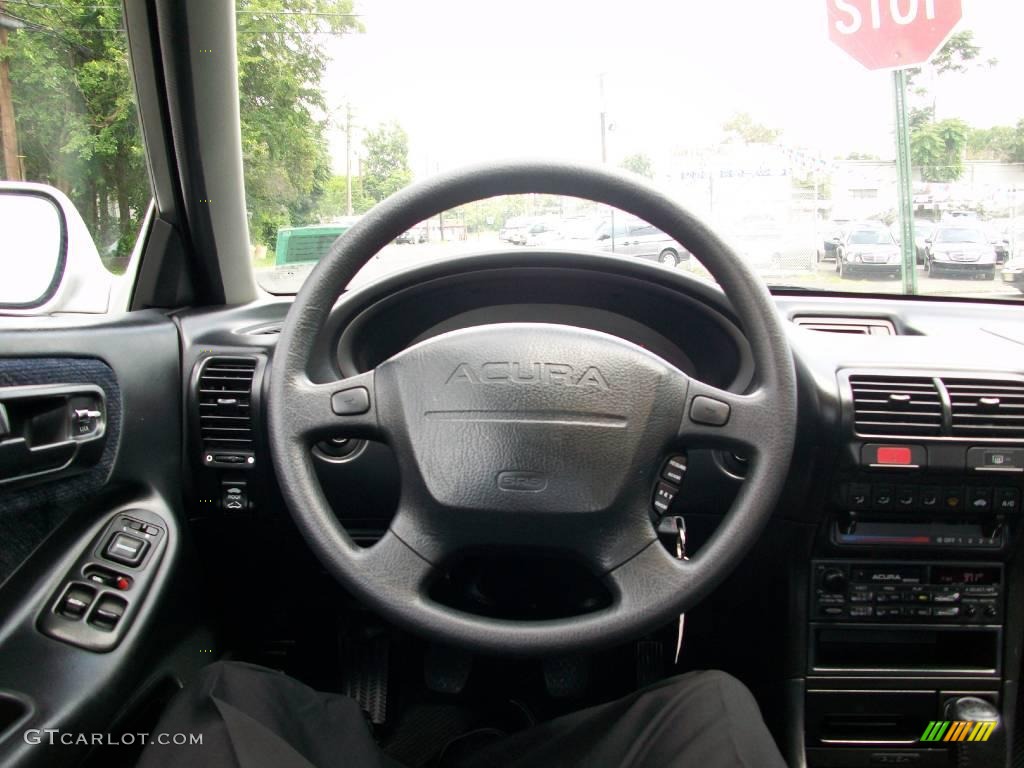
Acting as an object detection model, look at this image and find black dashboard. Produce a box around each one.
[175,255,1024,768]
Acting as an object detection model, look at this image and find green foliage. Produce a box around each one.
[911,119,969,182]
[721,112,780,144]
[236,0,360,249]
[906,31,984,89]
[5,0,149,261]
[360,121,412,204]
[620,153,654,179]
[4,0,361,256]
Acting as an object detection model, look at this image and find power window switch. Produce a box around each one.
[104,532,148,566]
[88,595,127,632]
[59,585,95,620]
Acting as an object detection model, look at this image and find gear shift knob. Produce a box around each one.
[942,696,1003,767]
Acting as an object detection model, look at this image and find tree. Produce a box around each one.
[236,0,360,248]
[722,113,780,144]
[360,122,412,205]
[911,119,969,182]
[4,0,361,257]
[620,153,654,179]
[967,125,1017,161]
[907,31,996,121]
[4,0,150,262]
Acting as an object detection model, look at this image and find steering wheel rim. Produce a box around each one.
[268,161,797,656]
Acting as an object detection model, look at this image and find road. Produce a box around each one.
[255,236,1022,301]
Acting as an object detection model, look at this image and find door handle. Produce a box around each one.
[0,383,107,486]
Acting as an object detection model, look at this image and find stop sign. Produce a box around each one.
[827,0,962,70]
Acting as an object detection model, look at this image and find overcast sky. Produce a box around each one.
[320,0,1024,177]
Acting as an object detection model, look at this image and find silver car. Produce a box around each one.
[595,217,689,266]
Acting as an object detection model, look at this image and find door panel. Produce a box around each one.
[0,311,204,768]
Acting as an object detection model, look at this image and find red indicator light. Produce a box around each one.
[877,446,912,465]
[116,576,131,590]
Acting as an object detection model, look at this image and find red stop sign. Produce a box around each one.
[827,0,962,70]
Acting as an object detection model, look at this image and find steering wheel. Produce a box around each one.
[268,162,797,656]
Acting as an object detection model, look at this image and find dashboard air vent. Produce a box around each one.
[850,375,943,436]
[197,356,258,464]
[944,378,1024,438]
[793,316,895,335]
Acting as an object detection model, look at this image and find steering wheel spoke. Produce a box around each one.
[286,369,383,443]
[677,379,770,455]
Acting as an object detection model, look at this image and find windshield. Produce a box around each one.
[849,230,895,246]
[236,0,1023,301]
[935,228,986,244]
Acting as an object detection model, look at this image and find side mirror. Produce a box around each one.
[0,182,112,314]
[831,236,841,243]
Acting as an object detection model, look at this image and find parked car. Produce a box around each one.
[834,224,902,279]
[518,219,562,247]
[817,218,852,262]
[498,217,528,243]
[925,225,998,279]
[1002,254,1024,292]
[395,230,418,244]
[595,217,689,266]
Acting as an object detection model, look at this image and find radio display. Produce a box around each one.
[931,566,999,585]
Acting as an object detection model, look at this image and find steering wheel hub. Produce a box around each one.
[376,323,688,514]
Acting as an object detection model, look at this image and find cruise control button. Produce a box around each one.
[661,455,688,484]
[652,483,677,514]
[689,396,730,427]
[331,387,370,416]
[104,532,148,567]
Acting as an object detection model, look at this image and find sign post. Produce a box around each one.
[826,0,963,295]
[892,68,917,294]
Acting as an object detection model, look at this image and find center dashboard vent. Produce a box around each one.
[849,374,943,436]
[196,356,259,467]
[944,378,1024,438]
[793,316,895,335]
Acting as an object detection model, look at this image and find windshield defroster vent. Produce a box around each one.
[850,375,943,437]
[793,316,895,335]
[196,356,259,467]
[944,378,1024,439]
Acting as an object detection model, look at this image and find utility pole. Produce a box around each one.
[344,103,353,216]
[599,73,607,164]
[0,1,23,180]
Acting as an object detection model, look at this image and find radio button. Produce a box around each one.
[849,606,874,618]
[932,590,961,603]
[822,606,845,617]
[849,591,874,604]
[895,486,916,508]
[933,606,960,618]
[910,606,932,618]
